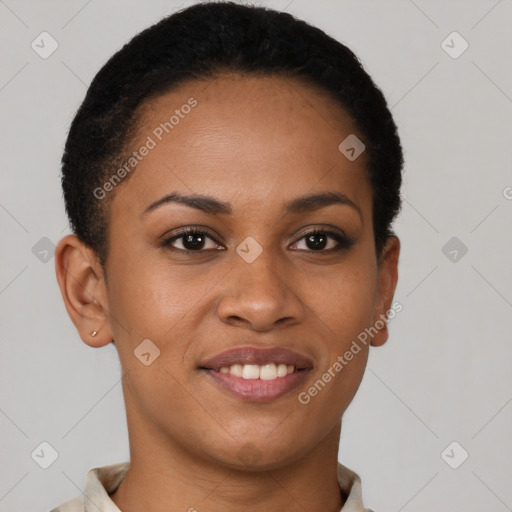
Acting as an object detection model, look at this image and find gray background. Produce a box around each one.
[1,0,511,510]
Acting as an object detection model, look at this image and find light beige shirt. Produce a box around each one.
[50,461,375,511]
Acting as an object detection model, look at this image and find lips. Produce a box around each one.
[198,346,314,402]
[199,346,314,372]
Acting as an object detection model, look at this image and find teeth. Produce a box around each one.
[242,364,260,379]
[219,363,296,380]
[229,364,243,377]
[260,363,277,380]
[277,364,288,377]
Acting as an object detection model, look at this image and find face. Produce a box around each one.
[74,73,399,470]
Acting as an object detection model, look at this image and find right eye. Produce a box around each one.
[161,227,224,253]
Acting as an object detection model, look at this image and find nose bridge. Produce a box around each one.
[240,250,286,297]
[237,244,291,302]
[216,245,304,330]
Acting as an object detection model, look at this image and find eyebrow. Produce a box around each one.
[142,191,362,219]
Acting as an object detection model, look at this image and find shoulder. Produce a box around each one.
[49,461,129,512]
[337,461,377,512]
[49,495,83,511]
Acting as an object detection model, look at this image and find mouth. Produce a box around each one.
[198,347,313,402]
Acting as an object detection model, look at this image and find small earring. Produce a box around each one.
[91,330,99,337]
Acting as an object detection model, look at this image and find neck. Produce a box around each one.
[110,411,344,512]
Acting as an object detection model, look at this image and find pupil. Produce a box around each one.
[184,233,205,250]
[306,232,327,250]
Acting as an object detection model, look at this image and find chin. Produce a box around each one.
[202,434,308,472]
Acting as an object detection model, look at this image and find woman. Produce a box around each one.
[52,2,402,510]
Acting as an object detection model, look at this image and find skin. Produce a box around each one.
[55,73,400,512]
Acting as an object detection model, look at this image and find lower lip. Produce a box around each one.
[202,369,311,402]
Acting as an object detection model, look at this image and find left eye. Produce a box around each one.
[290,229,350,252]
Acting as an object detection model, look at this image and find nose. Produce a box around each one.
[216,252,305,332]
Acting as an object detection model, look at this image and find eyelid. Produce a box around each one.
[290,224,349,244]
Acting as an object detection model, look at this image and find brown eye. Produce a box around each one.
[162,228,223,252]
[290,229,353,252]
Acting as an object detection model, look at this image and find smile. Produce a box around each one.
[199,346,313,402]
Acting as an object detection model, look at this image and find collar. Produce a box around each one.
[54,460,371,511]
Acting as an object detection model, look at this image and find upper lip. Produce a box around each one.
[199,347,314,371]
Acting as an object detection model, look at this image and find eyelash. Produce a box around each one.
[160,227,353,254]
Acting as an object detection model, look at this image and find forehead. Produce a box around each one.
[111,73,371,219]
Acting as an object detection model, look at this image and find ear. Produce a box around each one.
[55,234,114,347]
[370,235,400,347]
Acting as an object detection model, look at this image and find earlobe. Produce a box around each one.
[370,235,400,347]
[54,234,113,347]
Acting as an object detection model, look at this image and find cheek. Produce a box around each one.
[105,252,208,340]
[301,261,376,382]
[326,280,376,344]
[296,276,373,425]
[289,259,376,412]
[303,260,377,346]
